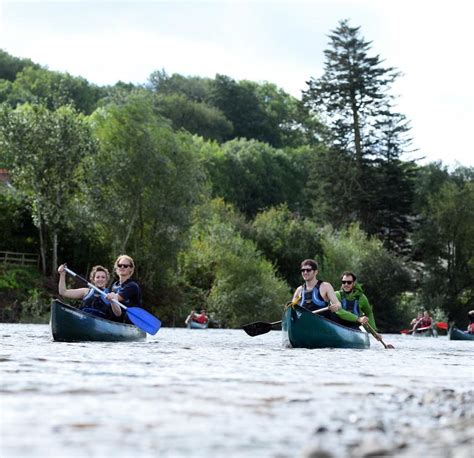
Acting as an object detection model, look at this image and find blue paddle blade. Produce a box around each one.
[126,307,161,335]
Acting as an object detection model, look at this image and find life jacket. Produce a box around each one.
[112,279,142,308]
[80,288,110,318]
[468,322,474,334]
[193,314,208,324]
[300,281,328,312]
[419,317,432,327]
[340,294,360,316]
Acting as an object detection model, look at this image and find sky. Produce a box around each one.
[0,0,472,168]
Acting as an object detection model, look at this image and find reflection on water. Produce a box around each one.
[1,324,473,457]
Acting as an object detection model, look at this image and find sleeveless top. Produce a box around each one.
[299,281,328,312]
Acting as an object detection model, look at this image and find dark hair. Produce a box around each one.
[300,259,318,270]
[340,271,357,282]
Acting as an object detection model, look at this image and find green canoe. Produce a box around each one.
[282,304,370,349]
[449,326,474,341]
[50,299,146,342]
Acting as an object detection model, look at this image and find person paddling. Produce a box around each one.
[335,271,377,330]
[410,312,423,330]
[106,254,142,323]
[58,263,117,320]
[413,311,432,333]
[292,259,341,320]
[185,309,209,325]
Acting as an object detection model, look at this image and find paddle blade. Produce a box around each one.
[126,307,161,335]
[436,322,448,330]
[400,329,411,334]
[242,321,273,337]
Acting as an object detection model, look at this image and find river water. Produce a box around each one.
[1,323,473,458]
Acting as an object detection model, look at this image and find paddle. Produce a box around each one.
[242,304,330,337]
[401,321,447,334]
[401,325,432,334]
[64,267,161,335]
[363,322,394,349]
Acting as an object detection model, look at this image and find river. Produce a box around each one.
[1,324,473,457]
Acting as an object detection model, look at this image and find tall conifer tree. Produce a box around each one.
[303,20,415,252]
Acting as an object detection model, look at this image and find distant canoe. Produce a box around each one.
[449,326,474,341]
[50,299,146,342]
[187,320,209,329]
[282,304,370,349]
[400,325,438,337]
[412,326,438,337]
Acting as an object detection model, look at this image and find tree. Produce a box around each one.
[178,199,290,327]
[209,75,286,146]
[302,20,413,245]
[250,204,323,288]
[0,103,97,274]
[413,167,474,322]
[320,224,412,330]
[4,66,104,114]
[87,91,207,298]
[0,190,38,253]
[153,93,233,142]
[148,70,213,102]
[198,138,304,218]
[0,49,40,81]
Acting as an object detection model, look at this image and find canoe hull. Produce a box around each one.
[413,327,438,337]
[50,299,146,342]
[187,320,209,329]
[449,327,474,341]
[282,304,370,349]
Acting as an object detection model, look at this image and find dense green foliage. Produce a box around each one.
[0,20,472,330]
[178,199,289,327]
[0,103,97,274]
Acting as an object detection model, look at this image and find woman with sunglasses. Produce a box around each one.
[292,259,341,319]
[106,254,142,322]
[335,271,377,330]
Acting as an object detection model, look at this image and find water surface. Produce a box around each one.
[1,324,473,457]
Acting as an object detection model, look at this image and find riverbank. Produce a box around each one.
[302,388,473,457]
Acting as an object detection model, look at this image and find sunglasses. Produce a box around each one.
[117,263,132,268]
[341,280,354,285]
[300,268,313,273]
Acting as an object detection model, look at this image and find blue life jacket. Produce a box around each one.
[300,281,328,312]
[341,296,360,316]
[81,288,110,317]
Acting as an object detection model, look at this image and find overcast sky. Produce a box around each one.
[1,0,472,168]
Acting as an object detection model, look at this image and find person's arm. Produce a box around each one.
[321,282,341,312]
[107,282,141,317]
[292,286,302,302]
[57,264,88,299]
[106,292,123,317]
[185,311,195,324]
[359,295,377,330]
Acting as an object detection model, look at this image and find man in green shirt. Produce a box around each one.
[335,271,377,330]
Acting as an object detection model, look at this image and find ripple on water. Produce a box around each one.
[0,325,473,458]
